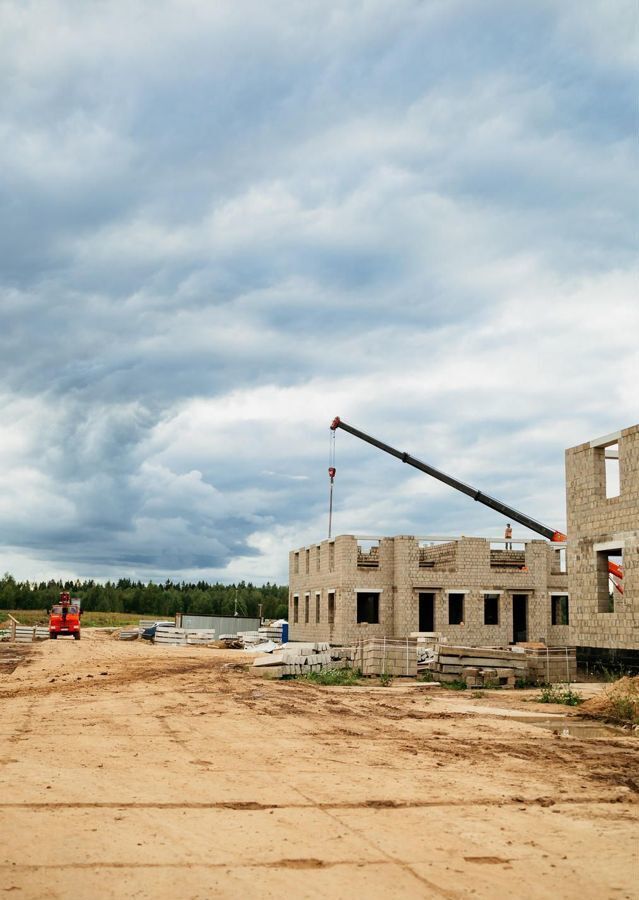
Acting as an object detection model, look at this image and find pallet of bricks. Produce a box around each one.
[257,622,284,643]
[431,645,527,688]
[522,647,577,684]
[357,638,418,677]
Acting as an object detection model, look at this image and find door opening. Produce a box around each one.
[418,593,435,632]
[512,594,528,643]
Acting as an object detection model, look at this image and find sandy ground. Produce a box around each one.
[0,633,637,900]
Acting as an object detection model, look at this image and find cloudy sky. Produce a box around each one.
[1,0,636,585]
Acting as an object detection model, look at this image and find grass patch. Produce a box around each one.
[609,696,638,724]
[581,677,639,725]
[300,668,362,686]
[537,685,583,706]
[441,679,467,691]
[0,610,141,628]
[515,676,538,689]
[379,673,393,687]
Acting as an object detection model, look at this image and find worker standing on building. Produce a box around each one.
[504,523,513,550]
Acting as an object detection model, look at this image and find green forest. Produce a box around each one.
[0,573,288,620]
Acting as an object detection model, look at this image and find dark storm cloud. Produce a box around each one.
[0,0,636,581]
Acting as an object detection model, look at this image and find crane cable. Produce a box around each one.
[328,428,336,539]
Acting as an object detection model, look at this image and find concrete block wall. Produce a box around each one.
[289,534,569,647]
[566,424,639,651]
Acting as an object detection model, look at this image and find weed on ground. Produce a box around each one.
[581,676,639,725]
[537,685,583,706]
[298,668,363,686]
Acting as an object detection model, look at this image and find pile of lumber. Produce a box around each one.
[431,645,527,688]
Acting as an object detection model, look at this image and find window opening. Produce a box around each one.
[327,591,335,624]
[597,548,622,612]
[605,443,620,498]
[305,549,310,574]
[293,595,299,624]
[483,593,499,625]
[304,593,310,623]
[316,545,321,572]
[293,553,299,575]
[357,591,380,624]
[448,593,464,625]
[551,595,569,626]
[315,591,321,624]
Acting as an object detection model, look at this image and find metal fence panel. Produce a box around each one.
[177,614,261,636]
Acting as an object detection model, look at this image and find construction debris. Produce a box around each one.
[118,629,139,641]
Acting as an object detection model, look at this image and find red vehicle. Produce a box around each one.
[49,591,82,640]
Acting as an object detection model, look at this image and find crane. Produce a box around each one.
[329,416,624,590]
[330,416,566,541]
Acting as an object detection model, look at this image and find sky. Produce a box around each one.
[1,0,637,585]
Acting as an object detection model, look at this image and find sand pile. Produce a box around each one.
[581,676,639,724]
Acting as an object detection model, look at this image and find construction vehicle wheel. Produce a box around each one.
[50,634,57,640]
[73,633,81,641]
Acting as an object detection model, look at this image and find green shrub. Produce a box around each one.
[442,679,467,691]
[609,696,638,724]
[537,685,583,706]
[379,673,393,687]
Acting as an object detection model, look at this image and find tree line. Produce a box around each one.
[0,573,288,620]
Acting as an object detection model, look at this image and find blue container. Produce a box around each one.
[281,623,289,644]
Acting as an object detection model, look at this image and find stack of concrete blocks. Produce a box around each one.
[236,630,261,645]
[523,648,577,684]
[358,638,418,677]
[281,643,355,676]
[14,625,49,643]
[185,629,216,645]
[154,625,186,646]
[566,424,638,659]
[258,623,284,642]
[119,629,140,640]
[431,646,528,688]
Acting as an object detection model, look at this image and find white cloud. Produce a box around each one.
[0,0,635,583]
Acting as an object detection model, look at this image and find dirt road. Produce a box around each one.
[0,632,637,899]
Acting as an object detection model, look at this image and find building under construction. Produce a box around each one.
[566,424,638,666]
[289,421,638,663]
[289,534,569,647]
